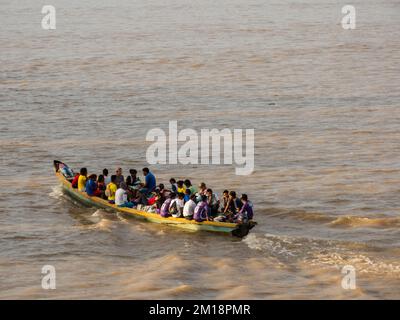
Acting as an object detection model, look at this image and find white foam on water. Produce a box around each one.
[49,185,63,200]
[243,233,298,257]
[91,209,103,217]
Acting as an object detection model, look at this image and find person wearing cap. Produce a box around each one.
[115,182,135,208]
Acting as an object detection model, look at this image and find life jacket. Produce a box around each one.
[193,201,208,222]
[160,198,172,217]
[71,174,79,188]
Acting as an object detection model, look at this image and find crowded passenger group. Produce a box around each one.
[70,167,254,224]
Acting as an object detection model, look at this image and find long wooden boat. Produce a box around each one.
[53,160,256,237]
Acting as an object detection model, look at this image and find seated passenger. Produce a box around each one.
[184,179,197,195]
[77,167,88,192]
[222,190,229,210]
[233,194,254,223]
[115,182,135,208]
[183,194,197,220]
[128,169,141,188]
[169,192,185,218]
[160,192,176,217]
[96,174,106,198]
[198,182,207,196]
[223,190,242,216]
[103,168,111,185]
[215,191,241,222]
[105,175,118,204]
[169,178,178,193]
[184,188,191,202]
[177,180,186,194]
[193,195,209,222]
[71,173,80,188]
[206,188,220,216]
[115,167,125,187]
[85,174,98,196]
[158,183,170,199]
[140,167,156,193]
[138,167,156,204]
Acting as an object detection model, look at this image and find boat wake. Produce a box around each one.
[266,208,400,229]
[49,185,64,200]
[243,233,400,277]
[329,216,400,228]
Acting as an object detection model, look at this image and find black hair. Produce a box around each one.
[169,178,176,183]
[206,188,212,193]
[103,168,108,176]
[201,195,207,202]
[241,194,248,201]
[184,179,191,187]
[80,167,87,175]
[177,180,184,187]
[178,192,185,199]
[190,194,196,200]
[142,167,149,173]
[169,192,176,199]
[130,169,137,175]
[223,189,229,194]
[159,183,165,190]
[126,175,132,184]
[111,175,117,183]
[98,174,104,183]
[229,191,236,198]
[185,188,191,195]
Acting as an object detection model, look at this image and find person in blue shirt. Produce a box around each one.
[143,167,156,192]
[184,188,191,203]
[138,167,156,204]
[85,174,98,196]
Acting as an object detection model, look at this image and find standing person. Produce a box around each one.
[105,175,118,203]
[77,168,88,192]
[103,168,111,185]
[183,194,197,220]
[115,182,135,208]
[115,167,124,187]
[206,188,220,216]
[85,174,98,196]
[193,195,209,222]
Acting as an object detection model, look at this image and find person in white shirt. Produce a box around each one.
[170,192,185,217]
[115,182,134,208]
[183,194,197,219]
